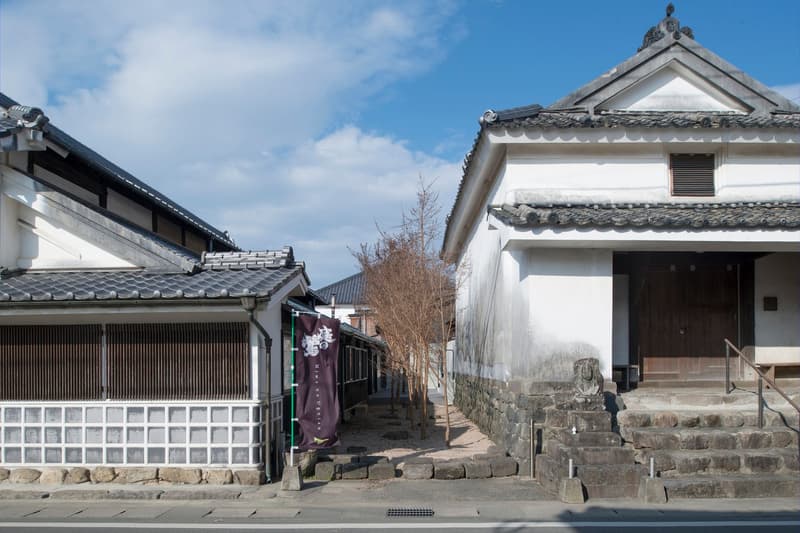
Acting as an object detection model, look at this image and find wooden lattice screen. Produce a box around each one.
[0,324,102,400]
[106,322,250,400]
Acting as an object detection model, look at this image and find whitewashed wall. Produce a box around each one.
[455,204,614,381]
[522,248,613,380]
[316,304,356,322]
[496,141,799,207]
[754,252,800,364]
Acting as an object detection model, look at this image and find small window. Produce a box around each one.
[670,154,714,196]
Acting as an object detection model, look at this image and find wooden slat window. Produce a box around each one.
[106,323,249,400]
[0,325,102,400]
[671,153,715,196]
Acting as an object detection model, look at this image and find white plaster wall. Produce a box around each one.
[612,274,630,366]
[454,204,505,379]
[16,203,135,270]
[497,144,799,206]
[316,304,356,321]
[0,186,19,269]
[600,63,749,113]
[256,301,281,402]
[454,213,615,381]
[522,248,614,381]
[754,252,800,365]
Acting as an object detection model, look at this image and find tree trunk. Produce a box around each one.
[389,364,397,414]
[418,343,428,440]
[441,344,451,447]
[405,369,414,427]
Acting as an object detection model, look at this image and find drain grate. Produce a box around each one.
[386,507,435,518]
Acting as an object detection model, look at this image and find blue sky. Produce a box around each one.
[1,0,798,286]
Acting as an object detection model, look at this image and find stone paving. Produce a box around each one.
[313,394,523,481]
[336,393,495,462]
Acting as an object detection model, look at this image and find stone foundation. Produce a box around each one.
[453,373,617,467]
[0,467,262,485]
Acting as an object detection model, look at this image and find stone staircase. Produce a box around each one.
[617,388,800,499]
[536,405,647,499]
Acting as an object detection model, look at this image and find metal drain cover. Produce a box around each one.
[386,507,435,517]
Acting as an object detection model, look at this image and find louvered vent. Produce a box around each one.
[671,154,715,196]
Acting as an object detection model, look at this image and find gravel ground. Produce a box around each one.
[335,395,496,463]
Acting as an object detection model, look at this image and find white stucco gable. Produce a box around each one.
[15,203,136,270]
[0,166,198,272]
[598,61,750,114]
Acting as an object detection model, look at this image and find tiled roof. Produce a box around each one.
[490,202,800,230]
[315,272,364,305]
[0,93,236,249]
[442,6,800,258]
[480,110,800,130]
[0,249,304,303]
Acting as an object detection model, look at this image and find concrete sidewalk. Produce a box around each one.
[1,477,799,524]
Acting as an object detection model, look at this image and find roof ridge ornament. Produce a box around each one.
[638,3,694,52]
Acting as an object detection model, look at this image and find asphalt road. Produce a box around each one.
[1,518,800,533]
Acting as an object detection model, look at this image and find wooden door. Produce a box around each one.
[639,263,738,381]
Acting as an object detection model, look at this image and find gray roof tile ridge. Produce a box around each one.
[506,201,800,208]
[201,246,296,271]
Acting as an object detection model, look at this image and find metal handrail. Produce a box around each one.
[724,338,800,428]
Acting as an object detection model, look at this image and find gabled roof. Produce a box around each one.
[0,248,306,304]
[315,272,364,306]
[443,5,800,258]
[0,93,236,249]
[500,5,799,121]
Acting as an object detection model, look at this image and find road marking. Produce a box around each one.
[0,520,798,530]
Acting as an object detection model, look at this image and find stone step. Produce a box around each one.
[618,409,799,432]
[554,428,621,448]
[626,427,798,451]
[545,409,612,432]
[534,454,564,495]
[663,474,800,499]
[634,448,800,476]
[620,389,800,410]
[544,441,635,466]
[575,464,646,499]
[535,455,645,499]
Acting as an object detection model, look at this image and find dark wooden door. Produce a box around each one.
[639,263,738,381]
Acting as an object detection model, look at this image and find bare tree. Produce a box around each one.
[356,180,454,441]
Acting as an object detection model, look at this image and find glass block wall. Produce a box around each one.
[0,402,267,467]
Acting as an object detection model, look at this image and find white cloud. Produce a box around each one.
[217,125,460,286]
[0,0,463,285]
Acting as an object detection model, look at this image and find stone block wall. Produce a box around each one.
[0,466,264,485]
[453,374,617,465]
